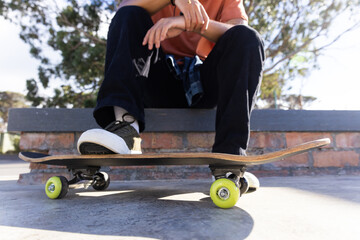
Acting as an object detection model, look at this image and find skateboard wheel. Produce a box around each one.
[210,178,240,209]
[45,176,69,199]
[239,177,249,195]
[92,172,110,191]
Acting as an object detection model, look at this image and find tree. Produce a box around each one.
[259,93,317,110]
[0,0,118,107]
[1,0,359,108]
[0,91,28,131]
[245,0,360,104]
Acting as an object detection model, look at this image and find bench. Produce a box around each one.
[8,108,360,184]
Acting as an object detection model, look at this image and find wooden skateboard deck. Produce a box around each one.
[19,138,330,208]
[19,138,330,167]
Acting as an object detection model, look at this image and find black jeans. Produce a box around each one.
[94,6,265,154]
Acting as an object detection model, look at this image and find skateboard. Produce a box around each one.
[19,138,330,208]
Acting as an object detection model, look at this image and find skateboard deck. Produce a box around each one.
[19,138,330,167]
[19,138,330,208]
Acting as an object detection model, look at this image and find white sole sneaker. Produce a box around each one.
[244,172,260,193]
[77,128,142,154]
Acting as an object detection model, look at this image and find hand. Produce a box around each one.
[174,0,209,33]
[142,16,185,50]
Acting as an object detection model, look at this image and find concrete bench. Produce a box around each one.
[8,108,360,184]
[8,108,360,132]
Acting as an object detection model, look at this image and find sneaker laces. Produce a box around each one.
[104,113,135,133]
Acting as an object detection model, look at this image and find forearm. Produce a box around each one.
[193,19,248,43]
[141,13,248,50]
[119,0,171,15]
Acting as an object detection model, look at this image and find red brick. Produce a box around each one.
[20,133,46,150]
[273,152,309,167]
[44,133,75,149]
[110,166,156,170]
[336,133,360,148]
[20,133,75,151]
[285,132,333,148]
[249,132,285,148]
[313,151,359,167]
[29,163,66,170]
[140,133,153,149]
[109,174,128,181]
[250,169,290,177]
[187,132,215,148]
[291,168,360,176]
[140,133,183,149]
[30,163,48,170]
[142,149,158,153]
[74,132,83,142]
[23,172,71,184]
[186,172,212,179]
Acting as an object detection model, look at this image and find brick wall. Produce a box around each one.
[18,131,360,184]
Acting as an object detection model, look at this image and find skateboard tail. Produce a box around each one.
[242,138,331,165]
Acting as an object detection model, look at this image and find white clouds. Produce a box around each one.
[0,18,38,93]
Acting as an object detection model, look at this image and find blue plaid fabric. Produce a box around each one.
[165,55,204,106]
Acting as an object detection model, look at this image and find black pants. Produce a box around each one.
[94,6,265,154]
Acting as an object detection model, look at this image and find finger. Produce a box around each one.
[194,5,204,32]
[147,27,157,50]
[184,12,191,31]
[154,25,162,49]
[160,24,170,41]
[189,6,197,31]
[143,28,151,46]
[143,31,151,47]
[200,5,209,33]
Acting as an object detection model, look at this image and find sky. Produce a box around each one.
[0,17,39,95]
[284,17,360,110]
[0,8,360,110]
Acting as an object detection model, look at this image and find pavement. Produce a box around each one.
[0,157,360,240]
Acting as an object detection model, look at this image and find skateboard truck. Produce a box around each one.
[68,167,100,185]
[68,167,110,191]
[209,165,249,196]
[43,167,111,199]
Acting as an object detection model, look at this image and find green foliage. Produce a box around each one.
[12,134,20,153]
[0,133,20,153]
[245,0,360,106]
[0,1,5,15]
[0,91,28,126]
[260,93,317,110]
[1,0,118,107]
[1,0,360,109]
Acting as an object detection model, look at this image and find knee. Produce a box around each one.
[113,6,150,25]
[117,5,149,16]
[223,25,264,48]
[110,6,152,31]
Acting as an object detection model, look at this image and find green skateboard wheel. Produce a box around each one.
[210,178,240,208]
[45,176,68,199]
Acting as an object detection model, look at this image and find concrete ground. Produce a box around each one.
[0,157,360,240]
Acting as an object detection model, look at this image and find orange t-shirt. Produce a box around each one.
[151,0,248,60]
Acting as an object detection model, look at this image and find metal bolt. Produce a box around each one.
[218,187,230,200]
[48,183,55,193]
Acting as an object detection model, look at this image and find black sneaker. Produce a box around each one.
[77,115,142,154]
